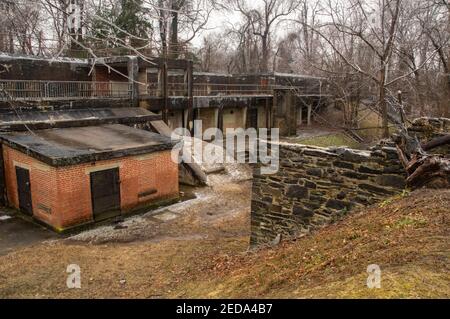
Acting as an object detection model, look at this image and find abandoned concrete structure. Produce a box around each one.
[0,53,329,135]
[0,52,329,231]
[0,124,179,231]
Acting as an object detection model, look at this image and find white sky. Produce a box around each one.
[189,2,301,48]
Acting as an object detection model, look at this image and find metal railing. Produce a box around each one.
[193,83,272,96]
[0,80,132,101]
[142,82,274,97]
[0,80,323,101]
[144,82,187,97]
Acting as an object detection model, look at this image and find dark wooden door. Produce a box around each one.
[246,108,258,129]
[16,166,33,216]
[90,168,121,221]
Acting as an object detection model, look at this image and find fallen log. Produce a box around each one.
[393,114,450,189]
[406,156,450,189]
[421,134,450,152]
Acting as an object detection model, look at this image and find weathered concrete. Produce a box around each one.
[0,124,177,167]
[0,54,90,81]
[0,107,161,131]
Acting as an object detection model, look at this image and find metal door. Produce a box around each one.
[16,166,33,215]
[90,168,121,221]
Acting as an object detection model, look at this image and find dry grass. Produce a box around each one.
[170,189,450,299]
[0,184,448,299]
[292,133,362,149]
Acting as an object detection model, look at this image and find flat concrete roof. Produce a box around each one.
[0,124,177,167]
[0,107,162,131]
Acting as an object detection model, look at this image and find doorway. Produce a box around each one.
[15,166,33,216]
[90,168,121,221]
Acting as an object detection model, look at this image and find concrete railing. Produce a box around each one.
[0,80,132,101]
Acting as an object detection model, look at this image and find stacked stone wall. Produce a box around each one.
[250,141,406,246]
[409,117,450,154]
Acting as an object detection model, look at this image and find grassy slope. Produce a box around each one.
[0,187,448,299]
[171,189,450,299]
[288,133,363,149]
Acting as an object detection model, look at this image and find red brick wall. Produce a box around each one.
[2,146,179,230]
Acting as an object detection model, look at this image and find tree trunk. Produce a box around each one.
[379,65,389,138]
[447,4,450,117]
[422,134,450,151]
[159,0,167,57]
[261,35,269,73]
[170,9,179,58]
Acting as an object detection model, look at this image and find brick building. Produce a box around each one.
[0,124,179,232]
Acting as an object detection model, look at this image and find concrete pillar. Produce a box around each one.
[307,105,312,126]
[298,105,303,126]
[214,108,219,130]
[243,106,248,129]
[218,107,223,132]
[127,56,139,107]
[185,61,194,133]
[137,69,148,96]
[157,68,163,97]
[161,62,169,124]
[183,108,189,129]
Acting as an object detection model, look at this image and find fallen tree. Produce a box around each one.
[394,117,450,189]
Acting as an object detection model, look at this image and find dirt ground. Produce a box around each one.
[0,169,448,298]
[0,173,253,298]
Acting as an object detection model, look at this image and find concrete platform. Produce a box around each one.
[0,124,177,167]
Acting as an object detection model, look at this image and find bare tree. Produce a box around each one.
[196,32,233,73]
[224,0,301,73]
[419,0,450,116]
[146,0,213,58]
[293,0,449,137]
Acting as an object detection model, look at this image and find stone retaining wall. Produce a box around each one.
[250,141,406,246]
[409,117,450,154]
[409,117,450,137]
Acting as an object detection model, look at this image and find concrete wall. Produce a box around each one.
[250,141,406,246]
[93,65,128,82]
[0,56,90,81]
[257,106,267,129]
[3,146,179,231]
[222,107,246,132]
[409,117,450,154]
[167,110,184,130]
[197,108,218,134]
